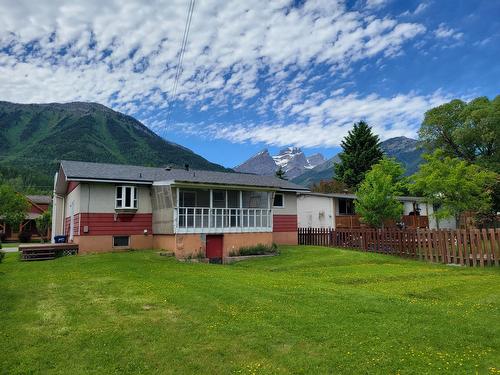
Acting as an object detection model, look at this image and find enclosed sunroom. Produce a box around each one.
[152,184,276,234]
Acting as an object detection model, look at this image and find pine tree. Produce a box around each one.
[275,166,287,180]
[334,121,383,188]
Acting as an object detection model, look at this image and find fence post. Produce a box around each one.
[490,229,498,267]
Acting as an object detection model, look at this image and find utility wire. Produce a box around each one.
[162,0,196,137]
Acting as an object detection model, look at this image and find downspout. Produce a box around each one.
[51,172,58,243]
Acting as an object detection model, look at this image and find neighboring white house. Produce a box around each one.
[297,192,335,228]
[297,192,457,230]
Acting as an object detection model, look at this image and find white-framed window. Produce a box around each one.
[113,235,130,248]
[273,193,285,208]
[116,186,138,209]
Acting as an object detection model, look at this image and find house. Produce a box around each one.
[297,192,457,230]
[51,160,308,259]
[0,195,51,242]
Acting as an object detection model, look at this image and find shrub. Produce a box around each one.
[18,231,32,243]
[230,243,279,257]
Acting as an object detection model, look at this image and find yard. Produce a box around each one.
[1,247,499,374]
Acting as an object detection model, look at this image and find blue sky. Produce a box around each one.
[0,0,499,167]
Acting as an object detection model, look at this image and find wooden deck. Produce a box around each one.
[19,243,79,261]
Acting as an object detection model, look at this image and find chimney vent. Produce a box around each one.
[165,165,172,171]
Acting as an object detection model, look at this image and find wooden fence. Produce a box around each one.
[298,227,500,267]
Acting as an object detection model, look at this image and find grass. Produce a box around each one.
[1,242,19,248]
[1,246,499,374]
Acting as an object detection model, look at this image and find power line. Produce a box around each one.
[162,0,196,137]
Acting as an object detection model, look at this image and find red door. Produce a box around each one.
[206,235,223,263]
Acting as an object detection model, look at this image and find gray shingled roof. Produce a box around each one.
[60,160,308,191]
[26,195,52,204]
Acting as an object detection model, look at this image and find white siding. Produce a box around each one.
[427,204,457,229]
[79,183,152,214]
[297,195,334,228]
[273,192,297,215]
[64,184,81,216]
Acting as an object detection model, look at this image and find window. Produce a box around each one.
[212,190,226,208]
[242,191,269,208]
[116,186,137,209]
[180,190,197,207]
[273,193,284,208]
[338,198,355,215]
[113,236,130,248]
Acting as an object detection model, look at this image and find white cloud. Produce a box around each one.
[414,2,429,15]
[0,0,431,147]
[178,90,452,148]
[401,2,430,17]
[365,0,390,9]
[0,1,424,105]
[434,23,463,40]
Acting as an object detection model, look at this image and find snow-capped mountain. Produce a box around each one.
[291,136,423,186]
[234,147,326,179]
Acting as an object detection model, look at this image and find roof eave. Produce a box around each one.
[65,177,153,185]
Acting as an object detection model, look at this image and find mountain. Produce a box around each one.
[0,101,227,191]
[291,136,423,186]
[233,150,277,176]
[379,136,424,174]
[235,147,325,179]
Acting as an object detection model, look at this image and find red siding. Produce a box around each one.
[64,215,80,237]
[273,215,298,232]
[66,181,79,194]
[78,213,152,236]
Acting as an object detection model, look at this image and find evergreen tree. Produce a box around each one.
[275,166,287,180]
[334,121,383,188]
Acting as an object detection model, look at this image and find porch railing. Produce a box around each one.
[175,207,273,233]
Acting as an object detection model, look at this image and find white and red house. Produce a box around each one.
[52,160,308,259]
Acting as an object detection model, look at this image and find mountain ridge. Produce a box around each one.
[235,147,325,179]
[0,101,228,191]
[291,136,423,186]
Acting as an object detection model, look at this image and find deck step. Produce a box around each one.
[21,251,57,261]
[18,243,79,261]
[24,256,57,261]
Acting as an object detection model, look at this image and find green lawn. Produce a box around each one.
[1,242,19,248]
[1,247,499,374]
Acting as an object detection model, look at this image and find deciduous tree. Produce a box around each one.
[0,184,30,248]
[354,158,405,228]
[419,96,500,173]
[411,150,497,227]
[311,179,351,194]
[35,208,52,243]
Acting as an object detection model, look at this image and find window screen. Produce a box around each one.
[113,236,130,247]
[212,190,226,208]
